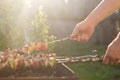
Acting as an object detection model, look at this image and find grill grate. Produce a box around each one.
[0,63,79,80]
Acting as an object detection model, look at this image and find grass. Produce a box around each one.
[54,40,107,56]
[67,62,120,80]
[54,40,120,80]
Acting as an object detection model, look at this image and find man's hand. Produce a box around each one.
[103,33,120,65]
[70,20,95,42]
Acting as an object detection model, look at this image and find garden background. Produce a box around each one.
[0,0,120,80]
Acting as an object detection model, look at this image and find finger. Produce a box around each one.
[103,56,110,64]
[71,27,80,39]
[84,34,89,41]
[82,34,89,42]
[71,37,78,41]
[114,59,119,65]
[109,58,115,65]
[103,52,116,65]
[79,34,89,42]
[76,36,81,42]
[71,31,79,38]
[103,50,110,64]
[108,57,119,65]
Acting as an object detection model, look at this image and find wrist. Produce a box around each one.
[84,17,98,28]
[85,12,102,28]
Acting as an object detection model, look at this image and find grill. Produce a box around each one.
[0,63,79,80]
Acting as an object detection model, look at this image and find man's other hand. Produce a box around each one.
[103,33,120,65]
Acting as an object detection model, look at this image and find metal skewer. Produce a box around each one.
[48,37,69,44]
[56,50,103,63]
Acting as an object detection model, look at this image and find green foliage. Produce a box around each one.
[47,35,56,52]
[0,1,55,51]
[31,6,56,52]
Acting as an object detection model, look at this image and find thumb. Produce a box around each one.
[71,27,80,38]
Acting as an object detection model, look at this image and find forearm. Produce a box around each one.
[85,0,120,27]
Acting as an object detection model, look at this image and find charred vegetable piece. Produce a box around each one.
[39,42,48,51]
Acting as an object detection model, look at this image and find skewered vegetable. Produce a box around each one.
[0,53,56,71]
[0,41,55,73]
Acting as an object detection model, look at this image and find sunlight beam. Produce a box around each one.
[65,0,68,4]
